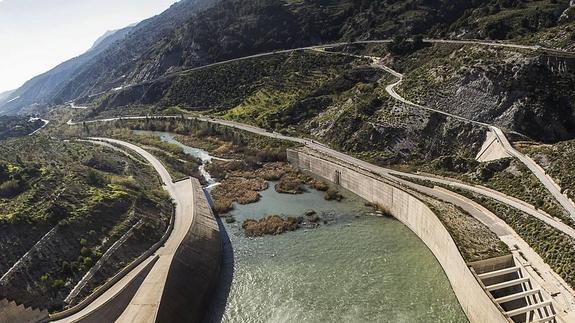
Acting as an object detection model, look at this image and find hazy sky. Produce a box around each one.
[0,0,179,93]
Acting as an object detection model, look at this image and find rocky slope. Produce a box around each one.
[0,0,218,115]
[3,0,574,117]
[395,44,575,143]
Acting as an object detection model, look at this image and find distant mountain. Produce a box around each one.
[89,26,133,52]
[2,0,573,115]
[0,0,218,115]
[0,90,14,106]
[0,25,136,115]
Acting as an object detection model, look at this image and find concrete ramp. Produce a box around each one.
[155,180,222,323]
[476,130,511,162]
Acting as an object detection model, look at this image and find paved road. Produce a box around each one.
[373,57,575,220]
[53,138,196,323]
[66,37,572,103]
[66,115,575,239]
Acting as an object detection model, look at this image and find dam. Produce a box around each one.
[286,147,508,323]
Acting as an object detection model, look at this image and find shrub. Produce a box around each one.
[324,188,343,201]
[86,169,106,187]
[0,179,25,198]
[52,279,65,289]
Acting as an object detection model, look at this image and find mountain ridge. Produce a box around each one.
[2,0,574,134]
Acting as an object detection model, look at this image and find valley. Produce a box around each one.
[2,0,575,322]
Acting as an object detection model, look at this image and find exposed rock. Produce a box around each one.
[304,209,316,216]
[324,188,344,201]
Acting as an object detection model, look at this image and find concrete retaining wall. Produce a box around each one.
[48,200,176,322]
[156,178,222,323]
[287,149,507,323]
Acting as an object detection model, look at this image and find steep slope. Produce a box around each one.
[0,26,136,115]
[5,0,574,116]
[0,0,218,115]
[0,90,14,106]
[394,44,575,143]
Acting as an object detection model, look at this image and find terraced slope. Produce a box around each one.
[0,137,172,312]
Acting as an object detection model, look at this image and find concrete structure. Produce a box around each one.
[470,256,557,322]
[476,130,512,162]
[287,148,508,323]
[46,138,221,323]
[0,299,48,323]
[154,180,221,323]
[434,187,575,322]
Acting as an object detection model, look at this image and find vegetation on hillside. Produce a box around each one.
[419,156,571,226]
[454,187,575,289]
[0,116,44,140]
[0,136,171,311]
[6,0,574,116]
[423,195,510,262]
[519,140,575,202]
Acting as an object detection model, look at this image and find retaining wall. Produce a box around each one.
[287,149,507,323]
[156,178,222,323]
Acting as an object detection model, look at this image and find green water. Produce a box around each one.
[222,185,467,323]
[144,131,468,322]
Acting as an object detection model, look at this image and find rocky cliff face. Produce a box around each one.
[399,46,575,143]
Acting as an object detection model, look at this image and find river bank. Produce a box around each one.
[146,131,467,322]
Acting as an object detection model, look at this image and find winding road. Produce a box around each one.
[67,38,572,102]
[370,55,575,220]
[66,36,575,220]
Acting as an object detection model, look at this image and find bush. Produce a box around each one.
[61,261,72,275]
[52,279,65,289]
[83,257,93,268]
[0,179,25,198]
[324,188,343,201]
[388,34,428,55]
[80,246,91,256]
[86,169,106,187]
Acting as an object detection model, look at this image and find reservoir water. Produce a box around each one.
[143,131,468,322]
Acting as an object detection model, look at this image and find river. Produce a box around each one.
[142,131,467,323]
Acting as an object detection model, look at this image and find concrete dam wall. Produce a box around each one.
[156,178,222,323]
[287,148,507,323]
[45,178,222,323]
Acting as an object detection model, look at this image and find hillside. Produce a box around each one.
[0,137,172,311]
[389,43,575,143]
[0,116,44,140]
[3,0,574,117]
[0,0,217,115]
[0,26,136,115]
[0,90,14,106]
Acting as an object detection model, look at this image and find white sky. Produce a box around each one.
[0,0,179,93]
